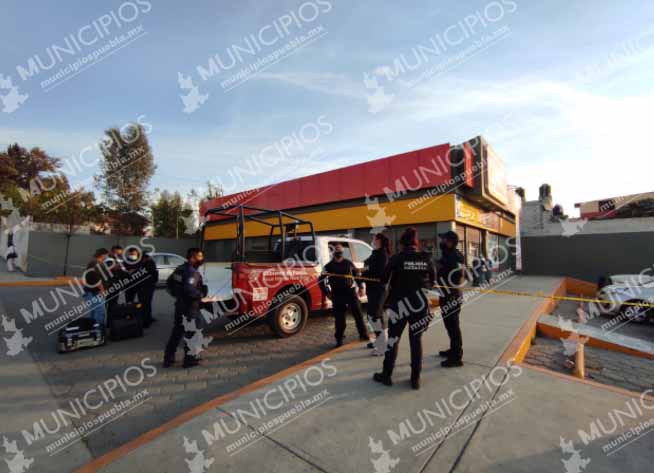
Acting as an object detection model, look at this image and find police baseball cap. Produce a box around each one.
[438,230,459,244]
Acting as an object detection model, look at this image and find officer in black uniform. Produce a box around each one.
[363,233,391,354]
[319,243,369,348]
[436,230,465,367]
[105,245,127,313]
[374,228,435,390]
[163,248,207,368]
[138,251,159,327]
[123,247,142,303]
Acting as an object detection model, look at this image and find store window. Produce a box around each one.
[488,233,499,271]
[456,226,466,264]
[465,227,482,267]
[497,236,513,273]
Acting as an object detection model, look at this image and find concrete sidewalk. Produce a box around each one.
[74,275,653,473]
[0,257,30,281]
[0,299,93,473]
[0,257,61,284]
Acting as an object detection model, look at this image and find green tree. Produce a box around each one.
[0,143,60,193]
[0,143,102,230]
[96,123,156,235]
[151,191,192,238]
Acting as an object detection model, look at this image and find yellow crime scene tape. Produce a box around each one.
[322,272,654,309]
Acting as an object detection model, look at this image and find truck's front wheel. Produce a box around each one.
[269,295,308,337]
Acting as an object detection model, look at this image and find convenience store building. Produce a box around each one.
[200,136,520,270]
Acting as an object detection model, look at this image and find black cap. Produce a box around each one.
[438,230,459,244]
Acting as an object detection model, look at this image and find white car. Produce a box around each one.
[150,252,186,286]
[596,274,654,323]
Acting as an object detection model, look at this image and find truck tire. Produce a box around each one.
[269,295,308,337]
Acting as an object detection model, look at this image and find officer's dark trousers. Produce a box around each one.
[164,303,203,362]
[105,292,119,314]
[333,289,368,342]
[440,293,463,360]
[125,286,138,304]
[105,281,123,313]
[138,285,155,325]
[366,284,386,335]
[382,303,431,379]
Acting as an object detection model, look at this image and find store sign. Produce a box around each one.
[485,145,508,206]
[455,196,500,232]
[463,142,475,188]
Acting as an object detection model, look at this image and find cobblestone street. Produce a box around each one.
[1,286,371,457]
[525,336,654,393]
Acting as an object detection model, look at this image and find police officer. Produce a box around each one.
[123,247,142,303]
[436,230,465,368]
[138,251,159,327]
[363,233,391,355]
[163,248,207,368]
[319,243,369,348]
[105,245,127,312]
[374,228,435,390]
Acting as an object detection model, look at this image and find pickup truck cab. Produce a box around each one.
[200,205,374,337]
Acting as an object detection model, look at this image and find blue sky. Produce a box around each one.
[2,0,654,215]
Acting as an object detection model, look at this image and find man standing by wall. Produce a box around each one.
[4,237,17,272]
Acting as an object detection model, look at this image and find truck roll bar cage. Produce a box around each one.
[201,204,317,263]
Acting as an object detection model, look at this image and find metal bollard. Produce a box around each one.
[574,341,585,379]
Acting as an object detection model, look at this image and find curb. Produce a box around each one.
[499,277,567,364]
[73,339,365,473]
[0,276,78,287]
[536,321,654,360]
[501,276,654,398]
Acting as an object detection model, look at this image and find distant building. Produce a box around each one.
[521,185,654,237]
[575,192,654,220]
[520,186,654,281]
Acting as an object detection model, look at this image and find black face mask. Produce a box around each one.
[333,251,343,259]
[439,242,448,251]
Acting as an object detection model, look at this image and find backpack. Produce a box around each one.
[166,264,186,298]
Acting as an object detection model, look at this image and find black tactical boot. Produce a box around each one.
[411,377,421,390]
[373,372,393,386]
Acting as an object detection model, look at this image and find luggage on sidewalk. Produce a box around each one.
[58,318,106,353]
[108,303,144,341]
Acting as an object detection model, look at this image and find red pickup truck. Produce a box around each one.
[200,205,374,337]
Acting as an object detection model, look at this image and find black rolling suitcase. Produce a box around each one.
[108,303,144,341]
[58,318,106,353]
